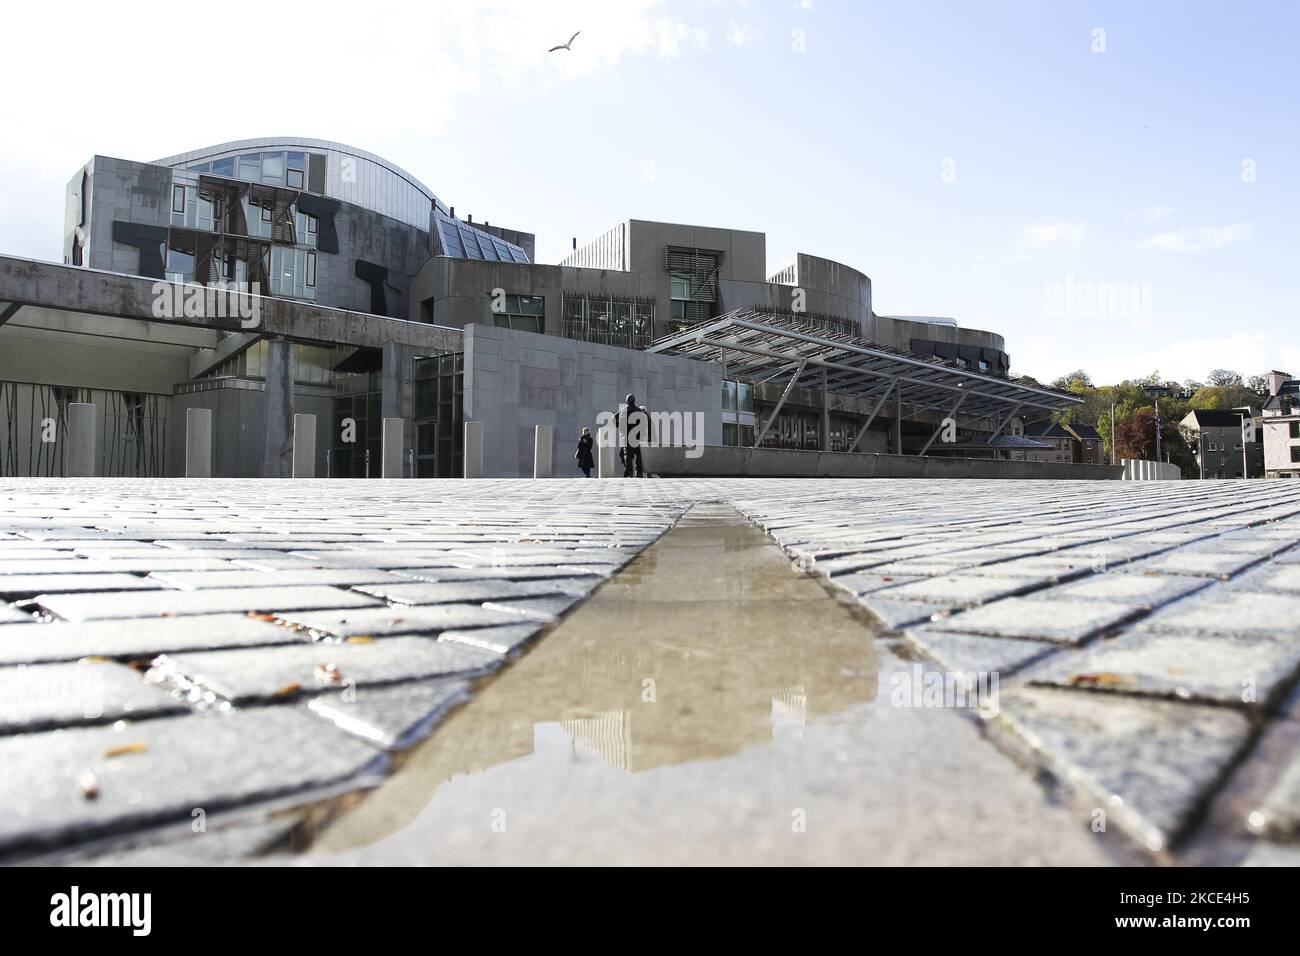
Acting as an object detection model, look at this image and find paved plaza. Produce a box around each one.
[1,477,1300,864]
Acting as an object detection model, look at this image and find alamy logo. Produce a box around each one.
[151,281,261,329]
[889,664,999,715]
[594,406,704,459]
[50,886,151,936]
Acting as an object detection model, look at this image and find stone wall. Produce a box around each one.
[463,324,723,478]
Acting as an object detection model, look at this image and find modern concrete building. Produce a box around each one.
[0,137,1103,479]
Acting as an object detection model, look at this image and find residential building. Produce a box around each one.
[1179,409,1263,479]
[1262,370,1300,478]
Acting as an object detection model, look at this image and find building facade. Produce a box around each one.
[0,136,1101,479]
[1262,370,1300,477]
[1179,408,1263,479]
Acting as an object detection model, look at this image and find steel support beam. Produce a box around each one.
[986,403,1022,443]
[754,360,806,447]
[849,381,895,452]
[919,392,967,456]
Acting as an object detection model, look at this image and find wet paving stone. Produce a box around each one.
[4,476,1300,864]
[278,603,526,638]
[352,578,594,606]
[995,686,1253,850]
[1020,630,1300,708]
[0,660,186,732]
[0,613,302,666]
[34,585,383,622]
[905,628,1056,677]
[927,596,1140,644]
[0,706,385,859]
[146,638,500,704]
[308,679,471,750]
[0,573,164,597]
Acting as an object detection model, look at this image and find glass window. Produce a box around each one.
[722,380,737,412]
[238,154,260,181]
[737,381,753,413]
[212,157,235,177]
[261,153,285,182]
[172,185,186,214]
[1289,421,1299,439]
[1290,446,1300,463]
[306,252,316,287]
[165,248,194,284]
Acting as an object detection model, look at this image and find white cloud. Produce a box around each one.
[1138,223,1253,252]
[1003,221,1085,263]
[727,20,757,46]
[1126,205,1173,223]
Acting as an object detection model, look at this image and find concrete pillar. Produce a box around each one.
[891,409,902,456]
[66,403,97,477]
[463,421,484,478]
[185,408,213,478]
[598,440,618,477]
[820,369,831,452]
[533,424,553,478]
[292,414,316,478]
[261,337,294,478]
[381,417,404,478]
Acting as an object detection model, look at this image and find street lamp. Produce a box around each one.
[1232,405,1255,479]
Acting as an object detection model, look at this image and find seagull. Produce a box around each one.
[549,30,580,53]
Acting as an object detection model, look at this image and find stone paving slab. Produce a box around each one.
[278,603,527,639]
[1020,631,1300,708]
[926,596,1140,644]
[308,679,471,750]
[0,573,165,597]
[437,623,546,655]
[352,577,596,606]
[0,706,385,857]
[0,660,185,732]
[905,628,1055,677]
[0,613,302,666]
[0,605,35,624]
[34,585,383,622]
[4,477,1300,864]
[146,638,500,704]
[146,568,407,590]
[994,686,1253,850]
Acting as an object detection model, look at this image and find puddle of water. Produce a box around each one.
[297,504,1121,865]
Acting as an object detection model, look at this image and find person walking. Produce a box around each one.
[616,393,650,478]
[575,427,595,477]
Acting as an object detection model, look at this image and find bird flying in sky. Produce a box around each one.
[549,31,580,53]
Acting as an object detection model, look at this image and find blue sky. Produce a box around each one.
[1,0,1295,383]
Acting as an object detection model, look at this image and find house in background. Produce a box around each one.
[1063,423,1106,465]
[1022,421,1078,464]
[1179,408,1263,479]
[1262,370,1300,477]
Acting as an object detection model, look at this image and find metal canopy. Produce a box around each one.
[647,310,1082,421]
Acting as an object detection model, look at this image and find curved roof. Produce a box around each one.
[154,137,438,201]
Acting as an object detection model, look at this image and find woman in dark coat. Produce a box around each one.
[576,427,595,477]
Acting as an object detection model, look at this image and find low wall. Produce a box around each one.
[644,446,1123,480]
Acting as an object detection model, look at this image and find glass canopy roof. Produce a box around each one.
[433,209,529,263]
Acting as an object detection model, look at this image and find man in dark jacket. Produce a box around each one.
[615,393,650,478]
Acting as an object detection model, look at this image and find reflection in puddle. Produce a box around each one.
[308,503,882,856]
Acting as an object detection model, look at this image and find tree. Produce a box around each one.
[1208,369,1242,387]
[1051,369,1093,390]
[1115,408,1158,461]
[1246,374,1269,394]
